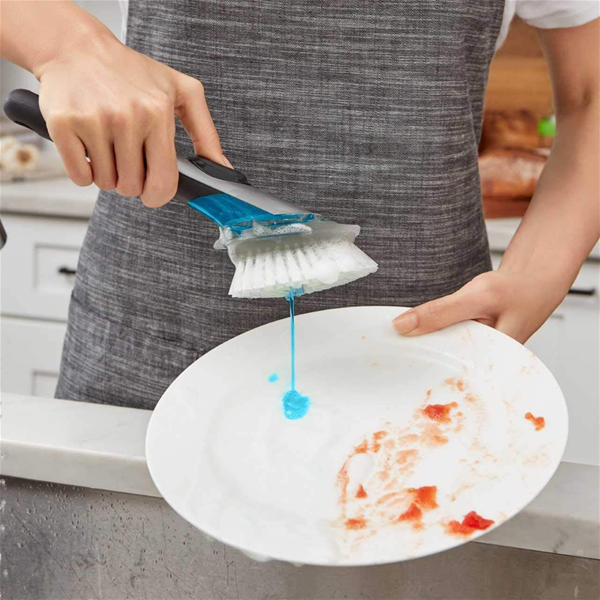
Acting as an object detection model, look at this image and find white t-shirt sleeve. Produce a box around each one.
[496,1,599,49]
[516,0,600,30]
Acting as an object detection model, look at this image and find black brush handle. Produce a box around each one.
[3,89,52,141]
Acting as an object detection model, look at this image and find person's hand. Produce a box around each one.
[392,270,569,344]
[36,28,230,207]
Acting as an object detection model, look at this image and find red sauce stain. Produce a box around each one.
[370,431,388,453]
[525,412,545,431]
[445,378,465,391]
[423,402,458,423]
[464,393,477,403]
[396,449,419,466]
[421,423,449,447]
[446,520,474,536]
[337,467,349,507]
[398,503,422,523]
[345,518,368,530]
[378,470,390,481]
[409,486,438,510]
[355,440,369,453]
[462,511,494,530]
[384,439,396,451]
[426,389,432,399]
[356,485,368,499]
[446,511,495,536]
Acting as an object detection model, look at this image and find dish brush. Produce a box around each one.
[4,88,378,299]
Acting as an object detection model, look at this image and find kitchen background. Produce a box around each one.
[1,3,598,467]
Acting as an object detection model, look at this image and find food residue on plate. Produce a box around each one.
[398,503,422,523]
[336,404,460,544]
[423,402,458,423]
[333,377,509,556]
[345,518,368,530]
[356,485,368,499]
[445,511,495,536]
[525,412,545,431]
[409,485,438,510]
[371,430,387,452]
[397,486,439,528]
[445,377,465,392]
[354,440,369,454]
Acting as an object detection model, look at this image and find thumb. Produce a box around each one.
[174,77,232,167]
[393,287,481,336]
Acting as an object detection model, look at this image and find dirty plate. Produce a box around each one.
[146,307,568,566]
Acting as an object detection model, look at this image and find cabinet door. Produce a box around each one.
[1,317,66,397]
[0,214,87,321]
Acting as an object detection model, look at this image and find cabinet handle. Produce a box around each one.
[58,266,76,276]
[568,287,596,296]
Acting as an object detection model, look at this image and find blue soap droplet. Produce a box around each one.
[282,389,310,420]
[268,373,279,383]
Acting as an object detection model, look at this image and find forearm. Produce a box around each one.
[0,0,114,77]
[499,102,599,301]
[1,0,228,204]
[395,101,599,342]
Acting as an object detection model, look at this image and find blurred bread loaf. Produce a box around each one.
[479,148,546,198]
[481,110,540,150]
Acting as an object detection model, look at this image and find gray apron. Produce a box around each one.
[56,0,504,409]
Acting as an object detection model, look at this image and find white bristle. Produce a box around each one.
[284,246,303,283]
[226,220,378,299]
[241,255,255,292]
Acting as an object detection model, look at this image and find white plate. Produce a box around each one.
[146,306,568,566]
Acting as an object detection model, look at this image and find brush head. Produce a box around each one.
[224,219,378,299]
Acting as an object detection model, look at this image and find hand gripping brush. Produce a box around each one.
[4,89,378,298]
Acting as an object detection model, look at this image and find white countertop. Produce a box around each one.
[0,177,98,218]
[1,393,598,561]
[486,218,600,260]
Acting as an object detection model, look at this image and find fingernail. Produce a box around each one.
[393,311,418,335]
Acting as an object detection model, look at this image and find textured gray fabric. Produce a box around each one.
[56,0,504,408]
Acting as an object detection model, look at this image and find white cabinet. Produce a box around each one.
[1,214,87,320]
[1,213,88,397]
[1,317,67,396]
[491,253,600,466]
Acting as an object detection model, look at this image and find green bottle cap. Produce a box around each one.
[538,116,556,138]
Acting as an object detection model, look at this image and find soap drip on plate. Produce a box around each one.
[282,288,310,420]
